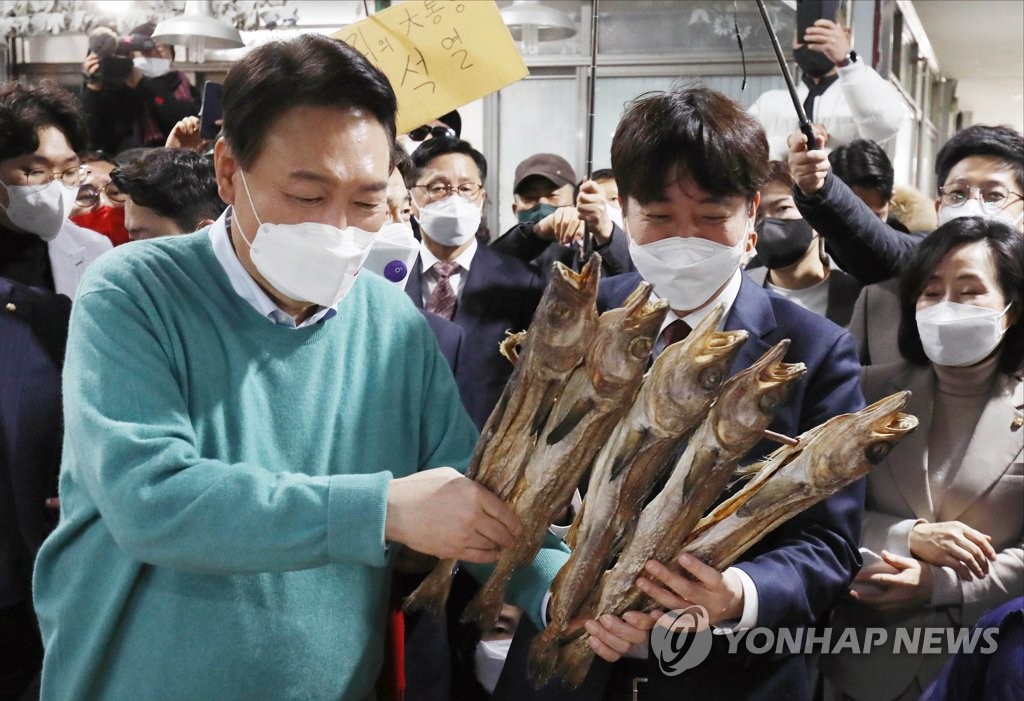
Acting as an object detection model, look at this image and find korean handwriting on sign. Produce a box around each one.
[401,47,436,94]
[428,2,473,71]
[400,6,425,36]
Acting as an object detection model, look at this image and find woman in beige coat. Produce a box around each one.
[820,216,1023,701]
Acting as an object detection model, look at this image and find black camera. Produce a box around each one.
[87,28,156,83]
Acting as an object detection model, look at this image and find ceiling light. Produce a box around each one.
[152,0,244,63]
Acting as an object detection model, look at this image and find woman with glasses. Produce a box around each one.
[0,80,111,298]
[69,152,129,247]
[819,216,1023,701]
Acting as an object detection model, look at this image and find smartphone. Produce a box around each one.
[199,81,224,140]
[100,55,134,83]
[796,0,842,41]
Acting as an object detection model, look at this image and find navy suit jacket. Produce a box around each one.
[418,308,463,375]
[0,278,69,607]
[405,243,545,429]
[494,273,866,701]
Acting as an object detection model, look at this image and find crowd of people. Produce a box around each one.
[1,16,1021,701]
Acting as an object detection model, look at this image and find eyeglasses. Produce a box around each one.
[407,125,456,142]
[938,184,1024,210]
[412,182,483,202]
[75,182,127,208]
[19,165,82,192]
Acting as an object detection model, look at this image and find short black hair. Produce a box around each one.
[0,80,89,162]
[935,125,1024,193]
[829,139,894,200]
[410,136,487,183]
[222,34,397,170]
[591,168,615,182]
[611,84,769,209]
[765,160,795,190]
[111,148,224,233]
[898,216,1023,374]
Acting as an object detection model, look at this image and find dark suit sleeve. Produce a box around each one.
[794,174,926,285]
[733,329,867,630]
[491,223,635,279]
[491,222,552,263]
[591,223,635,277]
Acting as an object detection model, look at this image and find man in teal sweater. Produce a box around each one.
[33,35,653,700]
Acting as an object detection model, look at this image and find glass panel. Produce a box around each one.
[597,0,795,57]
[495,76,581,236]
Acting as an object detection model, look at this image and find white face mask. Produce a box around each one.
[133,56,172,78]
[235,171,378,308]
[627,230,747,311]
[2,180,76,241]
[474,638,513,694]
[361,221,419,287]
[416,195,481,247]
[916,300,1011,367]
[936,198,1024,230]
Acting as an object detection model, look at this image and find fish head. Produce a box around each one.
[531,255,601,372]
[712,339,806,446]
[652,305,748,416]
[806,391,918,488]
[587,282,669,394]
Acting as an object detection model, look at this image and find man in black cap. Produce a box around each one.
[398,109,462,156]
[492,152,633,278]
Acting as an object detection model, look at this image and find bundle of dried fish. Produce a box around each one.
[404,254,601,614]
[677,391,918,575]
[556,340,806,686]
[528,305,747,683]
[461,282,668,630]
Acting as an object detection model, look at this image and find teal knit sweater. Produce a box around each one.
[33,232,567,700]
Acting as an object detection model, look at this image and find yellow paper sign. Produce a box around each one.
[332,0,528,134]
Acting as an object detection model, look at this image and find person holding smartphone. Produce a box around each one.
[747,2,906,160]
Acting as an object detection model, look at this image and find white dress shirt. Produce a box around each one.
[418,238,477,308]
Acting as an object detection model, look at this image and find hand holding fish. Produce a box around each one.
[385,467,523,563]
[908,520,996,580]
[579,612,655,662]
[635,554,744,628]
[848,550,933,614]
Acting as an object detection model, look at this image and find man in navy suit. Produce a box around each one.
[494,86,865,701]
[0,277,70,699]
[404,137,545,429]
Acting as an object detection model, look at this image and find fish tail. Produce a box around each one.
[558,636,597,688]
[461,572,509,630]
[527,627,562,687]
[402,559,456,615]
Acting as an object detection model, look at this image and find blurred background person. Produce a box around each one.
[109,148,223,240]
[0,80,110,300]
[69,151,128,247]
[81,23,199,150]
[748,9,905,160]
[746,160,861,326]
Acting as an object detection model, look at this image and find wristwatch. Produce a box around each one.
[836,50,858,68]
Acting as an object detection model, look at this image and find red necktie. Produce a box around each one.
[426,261,460,320]
[653,319,691,358]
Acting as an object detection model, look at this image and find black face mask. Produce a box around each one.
[793,46,835,79]
[756,217,816,269]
